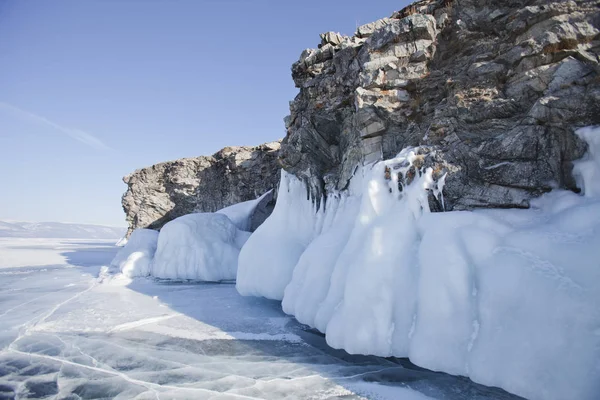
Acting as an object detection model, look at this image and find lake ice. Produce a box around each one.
[0,239,520,399]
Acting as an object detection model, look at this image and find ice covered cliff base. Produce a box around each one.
[111,194,268,280]
[236,127,600,400]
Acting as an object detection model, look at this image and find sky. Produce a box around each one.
[0,0,410,227]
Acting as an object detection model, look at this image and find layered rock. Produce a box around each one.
[280,0,600,210]
[122,141,280,236]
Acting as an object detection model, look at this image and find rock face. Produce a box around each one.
[122,141,281,236]
[280,0,600,210]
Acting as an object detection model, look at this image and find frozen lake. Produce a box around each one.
[0,239,521,399]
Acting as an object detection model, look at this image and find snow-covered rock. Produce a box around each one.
[152,213,250,281]
[236,127,600,400]
[110,228,159,278]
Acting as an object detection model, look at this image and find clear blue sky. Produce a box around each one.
[0,0,409,227]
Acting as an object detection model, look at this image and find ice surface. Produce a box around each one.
[216,190,272,231]
[237,128,600,400]
[151,213,250,281]
[0,220,125,239]
[110,229,159,278]
[0,239,518,399]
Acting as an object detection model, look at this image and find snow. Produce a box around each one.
[151,213,250,281]
[236,127,600,400]
[0,238,513,399]
[110,228,159,278]
[216,190,272,231]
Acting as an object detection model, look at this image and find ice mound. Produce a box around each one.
[151,213,250,281]
[110,228,159,278]
[236,127,600,400]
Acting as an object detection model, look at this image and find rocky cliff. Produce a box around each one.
[280,0,600,210]
[122,141,280,236]
[122,0,599,235]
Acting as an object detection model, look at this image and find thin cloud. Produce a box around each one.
[0,102,111,150]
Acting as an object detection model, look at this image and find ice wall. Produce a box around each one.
[235,128,600,400]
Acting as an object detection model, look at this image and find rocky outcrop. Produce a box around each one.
[122,141,281,236]
[280,0,600,210]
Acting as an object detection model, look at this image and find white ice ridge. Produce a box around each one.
[110,228,159,278]
[235,129,600,400]
[216,190,272,231]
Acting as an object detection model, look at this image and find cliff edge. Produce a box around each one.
[122,141,280,236]
[280,0,599,209]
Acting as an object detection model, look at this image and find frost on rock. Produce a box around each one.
[110,229,159,278]
[236,128,600,400]
[151,213,250,281]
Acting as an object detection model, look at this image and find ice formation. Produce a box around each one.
[110,228,159,278]
[236,127,600,400]
[151,213,250,281]
[114,236,128,247]
[237,170,332,299]
[216,190,271,231]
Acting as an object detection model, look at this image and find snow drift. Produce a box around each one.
[110,229,159,278]
[236,127,600,400]
[151,213,250,281]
